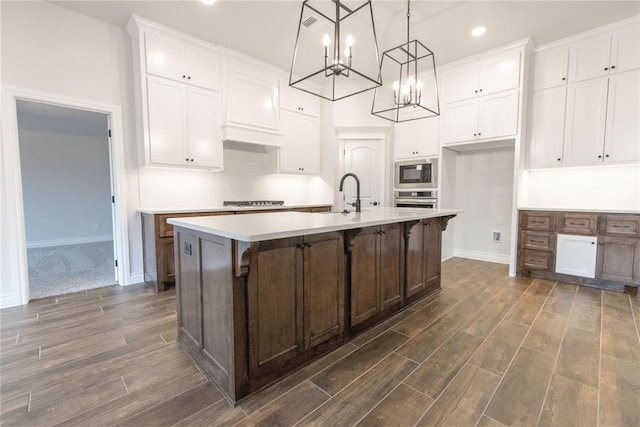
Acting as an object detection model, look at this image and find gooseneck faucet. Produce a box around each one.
[339,173,361,213]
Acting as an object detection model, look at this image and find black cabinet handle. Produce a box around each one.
[187,76,191,80]
[190,158,194,162]
[473,133,477,136]
[185,158,189,162]
[182,75,186,78]
[479,88,483,92]
[557,158,561,161]
[478,132,482,136]
[611,65,616,69]
[604,67,609,71]
[562,77,566,81]
[605,154,610,158]
[598,155,602,158]
[475,90,478,94]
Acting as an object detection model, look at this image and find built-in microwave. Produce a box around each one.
[394,159,437,189]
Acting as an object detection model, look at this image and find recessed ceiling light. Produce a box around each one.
[471,26,487,37]
[201,0,216,5]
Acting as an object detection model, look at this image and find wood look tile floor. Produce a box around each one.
[2,258,639,426]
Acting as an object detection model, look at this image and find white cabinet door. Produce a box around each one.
[532,47,569,90]
[604,70,640,163]
[609,24,640,75]
[444,65,480,103]
[443,99,478,144]
[184,45,221,91]
[393,113,439,159]
[479,90,519,139]
[145,32,184,82]
[279,80,320,117]
[279,110,320,174]
[568,33,611,83]
[480,51,521,95]
[298,114,320,174]
[563,78,609,165]
[556,234,597,278]
[147,76,188,166]
[186,87,222,168]
[528,87,567,168]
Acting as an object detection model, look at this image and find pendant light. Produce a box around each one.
[289,0,382,101]
[371,0,440,122]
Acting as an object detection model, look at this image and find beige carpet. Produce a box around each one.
[27,241,116,299]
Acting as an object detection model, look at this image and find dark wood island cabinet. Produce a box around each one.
[169,209,458,404]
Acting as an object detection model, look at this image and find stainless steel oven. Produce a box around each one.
[394,159,437,189]
[394,190,438,209]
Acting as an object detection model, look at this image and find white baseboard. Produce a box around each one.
[441,254,454,262]
[0,293,19,309]
[454,249,510,265]
[27,235,113,249]
[126,272,144,286]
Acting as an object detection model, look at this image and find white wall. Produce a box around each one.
[19,128,113,246]
[521,164,640,211]
[454,146,515,264]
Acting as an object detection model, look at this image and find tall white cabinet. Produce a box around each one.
[528,20,640,168]
[127,16,223,169]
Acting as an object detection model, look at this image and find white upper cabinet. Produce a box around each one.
[127,16,224,169]
[443,89,519,144]
[568,22,639,83]
[223,54,282,146]
[563,77,609,165]
[604,70,640,163]
[145,31,221,91]
[278,80,321,175]
[527,86,567,168]
[445,50,521,103]
[279,82,320,117]
[528,19,639,168]
[532,47,569,90]
[394,112,440,160]
[279,110,320,175]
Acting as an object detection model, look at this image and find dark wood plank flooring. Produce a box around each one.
[2,258,639,426]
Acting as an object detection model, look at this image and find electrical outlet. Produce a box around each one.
[492,231,501,242]
[184,242,192,256]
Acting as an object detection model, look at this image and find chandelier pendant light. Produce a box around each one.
[290,0,382,101]
[371,0,440,122]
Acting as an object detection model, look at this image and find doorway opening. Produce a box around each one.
[16,100,118,299]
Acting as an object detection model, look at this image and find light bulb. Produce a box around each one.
[392,81,399,91]
[344,47,351,58]
[345,34,354,47]
[407,76,414,86]
[416,81,423,91]
[322,33,331,47]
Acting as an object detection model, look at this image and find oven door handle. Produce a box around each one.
[394,199,437,204]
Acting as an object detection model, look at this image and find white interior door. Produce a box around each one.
[342,140,383,211]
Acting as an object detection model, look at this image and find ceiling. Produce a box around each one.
[49,1,640,72]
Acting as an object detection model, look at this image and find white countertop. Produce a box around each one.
[138,203,332,215]
[518,207,640,215]
[167,207,462,242]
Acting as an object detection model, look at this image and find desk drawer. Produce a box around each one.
[520,249,554,271]
[520,231,555,251]
[520,211,557,232]
[600,215,640,237]
[559,213,597,235]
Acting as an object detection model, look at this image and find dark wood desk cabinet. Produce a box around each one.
[141,206,331,292]
[517,210,640,294]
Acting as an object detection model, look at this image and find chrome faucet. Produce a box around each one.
[339,173,361,213]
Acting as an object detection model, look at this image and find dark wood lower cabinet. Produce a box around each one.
[173,214,455,405]
[405,217,443,304]
[347,223,403,331]
[596,236,640,285]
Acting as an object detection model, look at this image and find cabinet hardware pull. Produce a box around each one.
[478,132,481,136]
[473,133,477,136]
[295,243,304,249]
[305,243,312,248]
[604,67,609,71]
[591,242,595,245]
[187,76,191,80]
[190,158,194,162]
[479,89,483,92]
[611,65,616,69]
[475,90,478,94]
[562,77,566,81]
[613,225,630,228]
[557,158,561,161]
[185,158,189,162]
[605,154,610,158]
[598,155,602,158]
[182,75,186,78]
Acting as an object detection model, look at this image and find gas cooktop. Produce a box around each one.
[223,200,285,207]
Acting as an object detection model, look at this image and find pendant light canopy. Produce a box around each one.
[371,0,440,122]
[290,0,382,101]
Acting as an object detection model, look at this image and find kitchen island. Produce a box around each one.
[168,208,460,404]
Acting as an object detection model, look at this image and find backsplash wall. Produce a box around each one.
[138,147,334,208]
